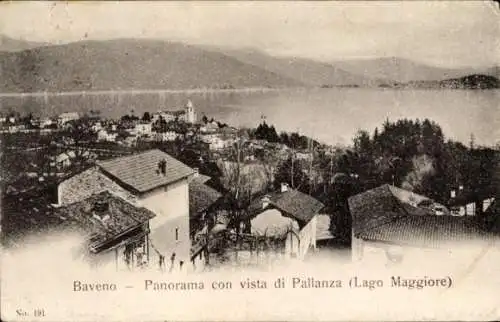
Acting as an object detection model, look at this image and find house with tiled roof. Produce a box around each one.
[348,184,498,265]
[54,191,155,270]
[447,185,496,216]
[246,183,324,260]
[57,149,197,272]
[57,112,80,126]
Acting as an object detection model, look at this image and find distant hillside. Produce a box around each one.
[397,74,500,90]
[0,39,304,93]
[1,37,497,93]
[218,48,380,87]
[0,35,48,52]
[332,57,498,83]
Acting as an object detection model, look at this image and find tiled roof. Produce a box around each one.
[54,191,155,253]
[189,180,222,216]
[348,184,497,247]
[57,167,139,206]
[358,215,493,248]
[348,184,434,236]
[248,188,324,224]
[193,173,211,184]
[96,149,195,193]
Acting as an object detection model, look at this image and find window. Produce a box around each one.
[175,228,179,241]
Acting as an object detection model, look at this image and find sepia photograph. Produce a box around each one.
[0,1,499,321]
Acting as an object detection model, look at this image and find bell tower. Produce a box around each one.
[185,100,196,123]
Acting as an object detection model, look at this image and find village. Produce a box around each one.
[1,99,499,274]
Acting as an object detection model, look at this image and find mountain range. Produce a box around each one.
[332,57,499,83]
[0,35,498,92]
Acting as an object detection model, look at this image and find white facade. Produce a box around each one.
[200,122,219,133]
[152,112,176,123]
[91,122,103,132]
[40,118,54,128]
[156,131,179,142]
[208,137,235,150]
[282,216,317,260]
[97,130,118,142]
[251,208,318,260]
[54,153,71,169]
[58,112,80,126]
[137,179,191,268]
[184,100,196,123]
[134,123,153,136]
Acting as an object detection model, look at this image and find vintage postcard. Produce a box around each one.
[1,1,499,321]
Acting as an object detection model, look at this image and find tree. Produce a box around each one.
[202,114,208,124]
[274,155,310,193]
[330,172,355,244]
[142,112,151,122]
[279,132,290,146]
[219,139,254,237]
[258,148,280,192]
[21,112,34,127]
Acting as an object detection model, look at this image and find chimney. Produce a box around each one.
[93,200,110,222]
[158,158,167,176]
[280,182,289,193]
[193,167,199,178]
[261,195,270,209]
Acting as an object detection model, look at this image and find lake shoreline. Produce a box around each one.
[1,86,499,98]
[0,87,306,98]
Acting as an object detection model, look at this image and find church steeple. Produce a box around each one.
[184,100,196,123]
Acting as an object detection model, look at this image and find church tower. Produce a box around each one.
[185,100,196,123]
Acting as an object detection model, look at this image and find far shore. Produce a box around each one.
[0,87,310,98]
[1,85,498,98]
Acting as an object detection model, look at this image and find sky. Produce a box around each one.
[0,1,499,68]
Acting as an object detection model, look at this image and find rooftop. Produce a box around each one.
[348,184,435,237]
[248,186,324,224]
[348,184,496,247]
[54,191,156,253]
[189,180,222,216]
[96,149,195,193]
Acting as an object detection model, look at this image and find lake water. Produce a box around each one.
[1,88,498,147]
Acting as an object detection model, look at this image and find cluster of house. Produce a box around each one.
[49,149,99,171]
[51,148,330,273]
[198,122,239,151]
[91,100,197,146]
[0,112,81,133]
[90,100,242,150]
[51,143,499,273]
